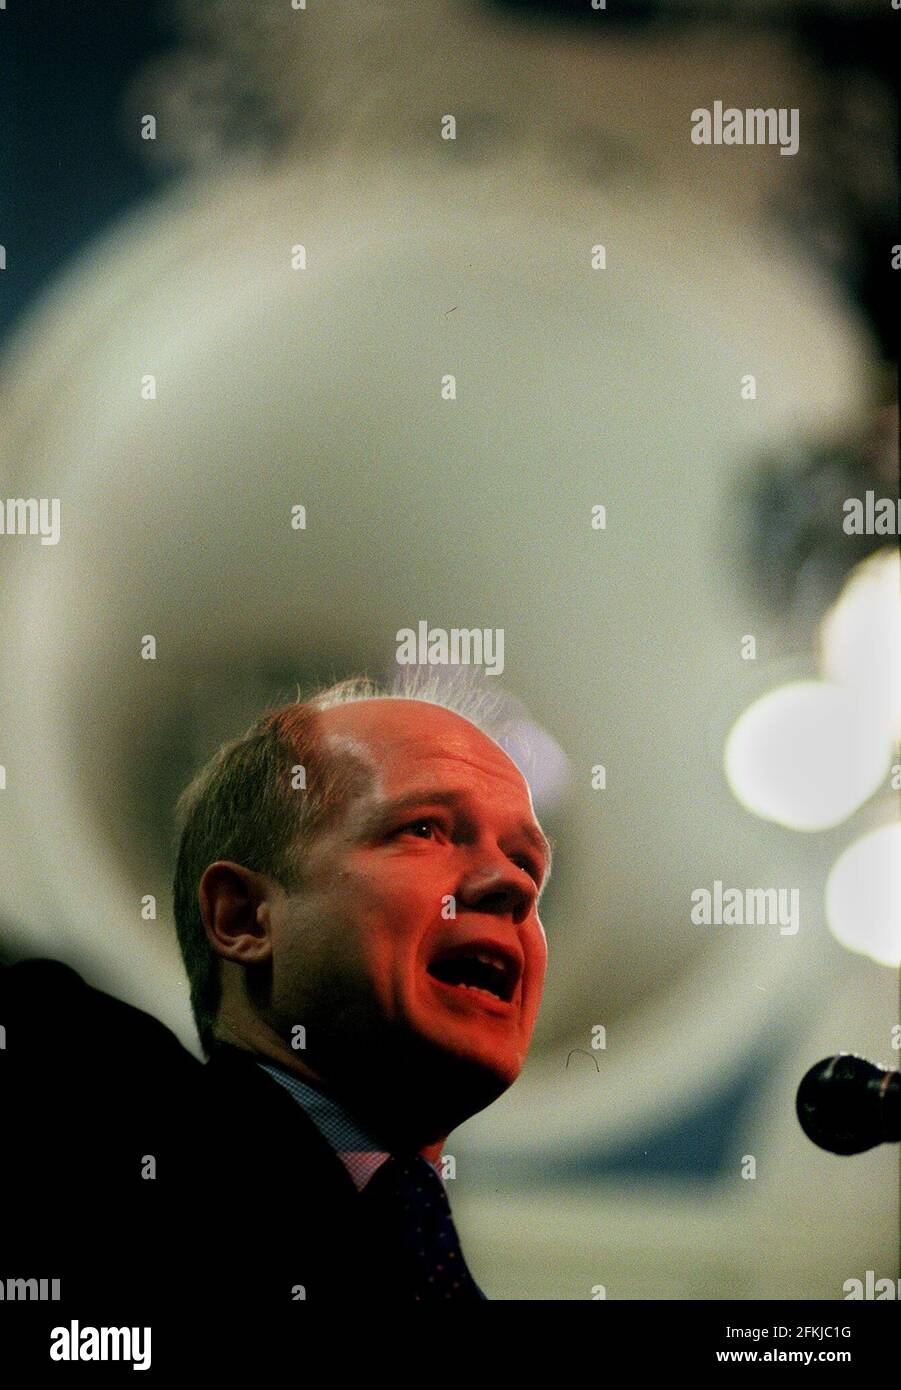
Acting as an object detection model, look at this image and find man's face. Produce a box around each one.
[266,698,550,1137]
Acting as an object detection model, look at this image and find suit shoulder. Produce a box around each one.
[0,955,201,1081]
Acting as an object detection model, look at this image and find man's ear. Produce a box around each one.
[198,861,277,965]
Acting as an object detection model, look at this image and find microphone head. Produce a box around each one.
[796,1053,893,1155]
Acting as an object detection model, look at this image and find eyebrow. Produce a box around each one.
[360,787,554,887]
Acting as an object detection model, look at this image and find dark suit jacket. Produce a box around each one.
[0,958,470,1315]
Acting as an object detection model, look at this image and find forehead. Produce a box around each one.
[319,697,531,803]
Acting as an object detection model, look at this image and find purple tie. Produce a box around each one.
[360,1154,487,1301]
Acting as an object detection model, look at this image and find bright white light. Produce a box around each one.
[724,680,890,831]
[826,823,901,968]
[821,547,901,742]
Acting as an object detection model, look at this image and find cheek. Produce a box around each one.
[398,855,442,895]
[349,858,444,923]
[322,868,434,981]
[296,857,449,994]
[526,931,549,996]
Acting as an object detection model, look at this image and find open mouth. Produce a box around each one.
[425,943,520,1005]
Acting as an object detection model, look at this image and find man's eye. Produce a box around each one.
[513,857,541,886]
[395,818,437,839]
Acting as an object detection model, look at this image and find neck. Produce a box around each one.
[211,1017,447,1168]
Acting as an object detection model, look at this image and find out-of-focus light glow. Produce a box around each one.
[724,680,890,831]
[821,547,901,742]
[826,824,901,968]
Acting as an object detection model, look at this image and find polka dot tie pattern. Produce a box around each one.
[360,1154,487,1301]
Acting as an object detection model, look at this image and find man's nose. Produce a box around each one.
[457,862,535,924]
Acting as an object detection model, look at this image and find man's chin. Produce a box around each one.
[323,1009,524,1145]
[410,1012,523,1100]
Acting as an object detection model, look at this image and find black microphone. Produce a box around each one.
[796,1054,901,1155]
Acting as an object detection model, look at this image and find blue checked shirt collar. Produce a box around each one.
[256,1060,445,1193]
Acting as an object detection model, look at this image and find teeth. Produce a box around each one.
[427,947,515,1003]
